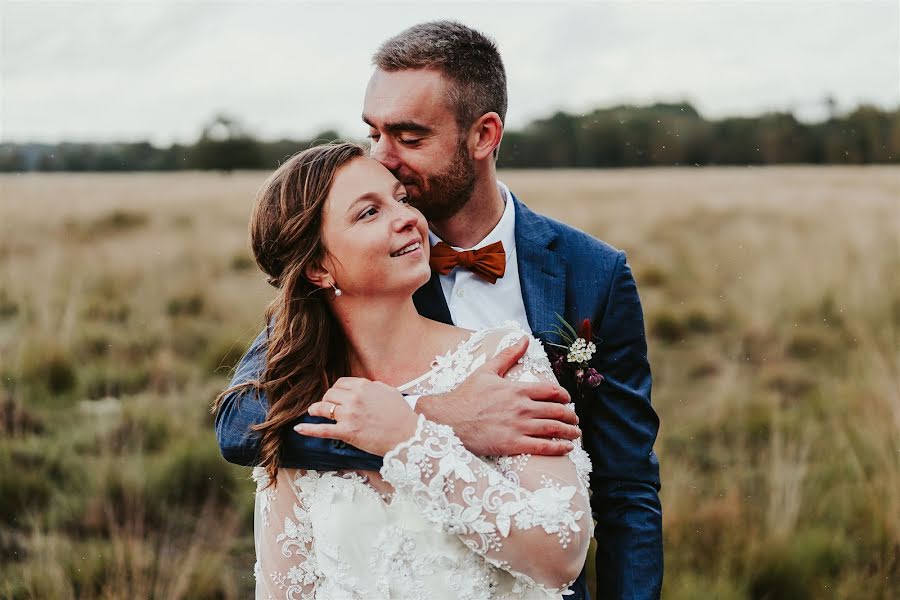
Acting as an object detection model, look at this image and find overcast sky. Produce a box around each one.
[2,0,898,145]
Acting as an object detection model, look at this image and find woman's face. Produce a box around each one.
[319,156,431,299]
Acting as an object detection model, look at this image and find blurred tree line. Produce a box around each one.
[1,103,897,172]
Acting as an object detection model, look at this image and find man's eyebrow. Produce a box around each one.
[362,115,432,135]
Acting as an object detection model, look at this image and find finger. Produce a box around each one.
[294,422,346,441]
[482,336,529,377]
[522,400,579,425]
[308,400,341,420]
[331,377,370,390]
[517,437,575,456]
[524,419,581,441]
[307,401,325,418]
[516,381,572,405]
[321,387,352,406]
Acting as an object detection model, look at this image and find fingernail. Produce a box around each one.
[294,425,304,433]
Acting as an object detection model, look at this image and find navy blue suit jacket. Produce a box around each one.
[216,195,663,599]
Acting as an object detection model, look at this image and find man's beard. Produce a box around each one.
[404,139,476,222]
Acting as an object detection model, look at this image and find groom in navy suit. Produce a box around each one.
[216,21,662,599]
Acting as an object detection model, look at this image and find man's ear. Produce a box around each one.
[470,112,504,161]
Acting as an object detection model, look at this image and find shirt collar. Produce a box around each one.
[428,181,516,252]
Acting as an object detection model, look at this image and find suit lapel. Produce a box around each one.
[413,271,454,325]
[513,195,567,345]
[415,195,564,334]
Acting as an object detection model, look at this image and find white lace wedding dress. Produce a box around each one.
[252,324,593,600]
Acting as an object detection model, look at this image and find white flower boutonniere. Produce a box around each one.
[545,315,604,394]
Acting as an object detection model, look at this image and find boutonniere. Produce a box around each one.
[545,315,603,393]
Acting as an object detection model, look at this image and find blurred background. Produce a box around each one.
[1,1,898,599]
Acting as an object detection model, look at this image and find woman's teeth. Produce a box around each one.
[392,242,421,257]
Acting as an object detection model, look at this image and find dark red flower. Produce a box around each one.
[586,368,604,387]
[578,318,593,343]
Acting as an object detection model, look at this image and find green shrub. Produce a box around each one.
[170,323,210,360]
[0,526,27,564]
[204,336,249,377]
[108,407,172,454]
[0,447,55,528]
[683,306,718,334]
[171,213,194,228]
[0,289,18,320]
[63,210,149,240]
[687,358,721,379]
[749,529,852,600]
[762,364,818,398]
[81,297,131,323]
[230,253,254,272]
[785,327,840,361]
[0,393,44,436]
[96,210,148,231]
[664,572,745,600]
[166,292,205,317]
[64,462,146,536]
[20,347,77,397]
[146,438,242,518]
[81,364,151,400]
[650,309,685,343]
[638,263,668,287]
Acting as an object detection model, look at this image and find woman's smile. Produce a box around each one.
[390,240,423,258]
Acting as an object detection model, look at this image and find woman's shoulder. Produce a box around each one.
[468,321,538,354]
[470,322,556,383]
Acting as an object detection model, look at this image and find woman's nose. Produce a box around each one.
[392,203,420,231]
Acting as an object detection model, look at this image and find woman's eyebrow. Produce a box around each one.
[347,193,378,215]
[346,182,403,215]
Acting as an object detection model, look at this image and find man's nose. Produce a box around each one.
[370,137,400,171]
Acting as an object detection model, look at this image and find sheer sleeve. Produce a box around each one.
[252,467,321,600]
[380,327,593,594]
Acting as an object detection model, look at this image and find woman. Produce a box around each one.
[218,142,591,599]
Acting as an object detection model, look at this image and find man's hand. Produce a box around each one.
[417,336,580,456]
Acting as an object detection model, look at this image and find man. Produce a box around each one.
[217,21,662,599]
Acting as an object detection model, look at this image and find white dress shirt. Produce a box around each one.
[405,182,531,409]
[428,181,532,334]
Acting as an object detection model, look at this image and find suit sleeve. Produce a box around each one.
[214,327,382,471]
[581,250,663,600]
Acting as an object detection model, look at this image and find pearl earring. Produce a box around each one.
[330,282,342,297]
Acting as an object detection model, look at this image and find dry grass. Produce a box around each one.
[1,166,897,599]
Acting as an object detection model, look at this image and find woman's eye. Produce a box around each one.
[359,207,378,220]
[398,195,410,204]
[399,138,421,146]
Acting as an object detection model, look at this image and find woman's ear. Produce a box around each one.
[304,261,331,290]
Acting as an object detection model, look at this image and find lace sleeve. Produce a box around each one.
[380,327,593,594]
[252,467,320,600]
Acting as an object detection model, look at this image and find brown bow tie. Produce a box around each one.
[429,240,507,284]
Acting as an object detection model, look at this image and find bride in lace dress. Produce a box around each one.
[220,142,592,600]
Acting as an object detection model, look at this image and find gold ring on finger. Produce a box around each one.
[328,403,337,421]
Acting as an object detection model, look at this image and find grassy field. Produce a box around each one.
[1,166,897,599]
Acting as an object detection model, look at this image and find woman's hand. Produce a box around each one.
[295,377,420,456]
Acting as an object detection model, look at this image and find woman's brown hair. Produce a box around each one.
[214,142,366,484]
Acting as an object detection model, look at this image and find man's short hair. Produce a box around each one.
[372,20,508,131]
